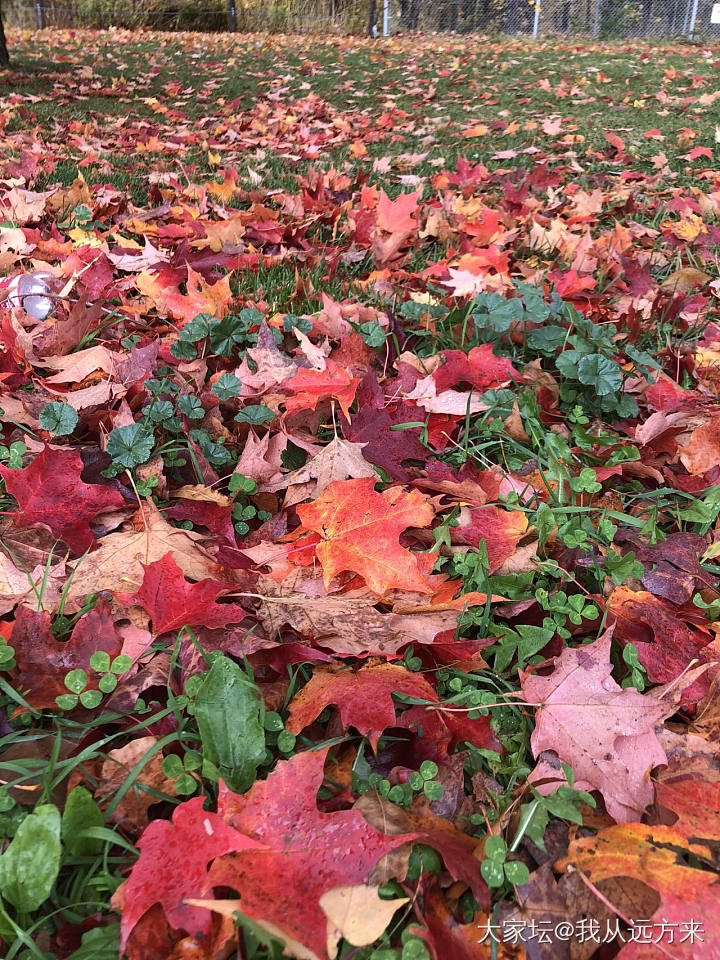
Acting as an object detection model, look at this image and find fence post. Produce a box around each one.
[226,0,237,32]
[34,0,45,29]
[687,0,700,36]
[681,0,691,33]
[592,0,601,35]
[382,0,389,35]
[532,0,540,37]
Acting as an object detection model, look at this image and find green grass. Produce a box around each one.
[1,25,720,960]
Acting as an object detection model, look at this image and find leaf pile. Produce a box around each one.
[1,26,720,960]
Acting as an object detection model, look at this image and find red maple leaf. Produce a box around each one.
[433,345,520,395]
[118,797,263,952]
[127,554,246,636]
[120,749,416,960]
[296,477,435,595]
[0,446,126,554]
[285,661,439,750]
[376,189,421,233]
[207,748,418,960]
[10,602,122,711]
[452,505,528,572]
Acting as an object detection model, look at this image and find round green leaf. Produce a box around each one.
[98,673,117,693]
[263,711,284,732]
[174,773,197,796]
[504,860,531,886]
[162,754,184,778]
[111,654,132,674]
[409,772,424,791]
[480,858,506,888]
[423,780,444,801]
[183,750,203,772]
[106,422,155,469]
[89,651,111,673]
[79,689,103,709]
[55,694,79,711]
[419,760,438,780]
[177,395,204,419]
[39,401,78,436]
[0,645,15,664]
[64,668,88,693]
[212,372,243,401]
[484,835,507,860]
[228,473,258,495]
[576,353,623,396]
[234,404,275,425]
[277,730,296,753]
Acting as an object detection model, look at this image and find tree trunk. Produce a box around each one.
[0,3,10,68]
[369,0,377,35]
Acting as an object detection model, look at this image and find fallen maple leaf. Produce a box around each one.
[296,477,435,596]
[607,584,715,704]
[283,360,361,420]
[403,373,489,415]
[678,415,720,476]
[558,784,720,959]
[340,375,427,482]
[193,748,417,960]
[376,190,420,234]
[453,505,529,572]
[433,345,520,394]
[0,551,64,615]
[251,572,475,657]
[521,629,670,822]
[0,446,127,554]
[10,601,122,711]
[125,554,246,636]
[286,661,438,750]
[261,435,377,505]
[65,506,222,603]
[117,796,263,952]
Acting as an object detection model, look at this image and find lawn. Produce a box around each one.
[1,25,720,960]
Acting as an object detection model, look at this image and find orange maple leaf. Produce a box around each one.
[136,266,231,323]
[282,359,360,419]
[296,477,435,596]
[376,189,421,234]
[558,785,720,960]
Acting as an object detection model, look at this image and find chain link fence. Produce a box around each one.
[380,0,720,37]
[4,0,720,37]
